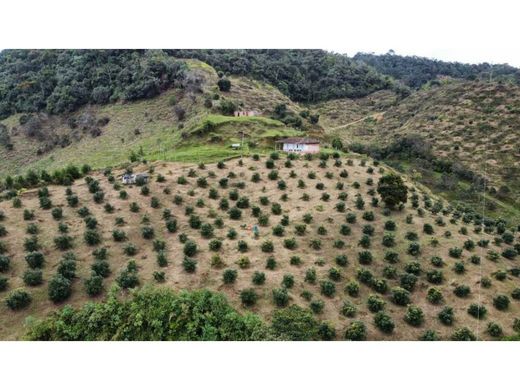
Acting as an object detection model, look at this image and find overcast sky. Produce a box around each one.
[2,0,520,67]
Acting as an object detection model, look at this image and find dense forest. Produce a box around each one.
[168,49,397,102]
[354,51,520,88]
[0,50,186,119]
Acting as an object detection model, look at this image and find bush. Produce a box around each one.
[5,289,32,310]
[83,229,101,246]
[23,269,43,286]
[223,269,238,284]
[252,271,266,285]
[438,306,454,325]
[57,258,76,280]
[48,274,72,303]
[182,257,197,273]
[493,294,510,310]
[454,285,470,298]
[85,274,103,296]
[450,327,476,341]
[272,288,289,307]
[25,251,44,269]
[141,226,155,239]
[427,288,443,304]
[367,295,385,313]
[404,305,424,326]
[183,240,198,257]
[391,287,410,306]
[320,280,336,297]
[374,312,395,333]
[91,260,110,278]
[377,174,407,208]
[240,289,258,307]
[467,303,487,319]
[271,305,321,340]
[487,322,503,338]
[0,255,11,272]
[112,229,127,242]
[261,240,274,253]
[400,273,417,291]
[116,269,139,289]
[419,330,440,341]
[344,321,367,341]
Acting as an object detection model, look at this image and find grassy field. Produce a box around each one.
[1,154,518,340]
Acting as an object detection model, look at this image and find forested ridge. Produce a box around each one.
[354,51,520,88]
[0,49,186,119]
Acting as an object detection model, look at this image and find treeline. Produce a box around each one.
[0,164,92,197]
[168,49,396,102]
[25,287,334,341]
[0,50,186,119]
[354,52,520,88]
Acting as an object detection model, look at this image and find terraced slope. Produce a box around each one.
[0,154,518,340]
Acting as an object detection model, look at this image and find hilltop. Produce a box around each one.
[0,153,519,340]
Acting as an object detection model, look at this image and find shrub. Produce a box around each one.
[141,226,155,239]
[250,271,266,285]
[240,289,258,307]
[272,288,289,307]
[57,256,77,280]
[310,299,325,314]
[419,330,440,341]
[282,274,295,289]
[423,223,434,234]
[404,305,424,326]
[23,269,43,286]
[320,280,336,297]
[438,306,454,325]
[223,269,238,284]
[54,235,74,251]
[48,275,72,303]
[261,240,274,253]
[486,322,503,338]
[345,281,359,297]
[24,236,40,252]
[427,288,443,304]
[467,303,487,319]
[391,287,410,306]
[183,240,198,257]
[83,229,101,246]
[84,274,103,296]
[0,255,11,272]
[116,269,139,289]
[344,321,367,341]
[407,242,421,256]
[91,260,110,278]
[112,229,127,242]
[374,312,395,333]
[450,327,476,341]
[449,247,463,258]
[400,273,417,291]
[5,289,32,310]
[426,270,444,284]
[493,294,510,310]
[367,295,386,313]
[228,207,242,220]
[25,252,44,269]
[454,285,471,298]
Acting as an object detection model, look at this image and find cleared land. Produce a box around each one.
[1,154,518,340]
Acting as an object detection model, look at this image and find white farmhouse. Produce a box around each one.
[275,137,321,154]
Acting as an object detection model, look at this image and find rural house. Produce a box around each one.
[275,137,321,154]
[122,172,150,185]
[233,110,261,117]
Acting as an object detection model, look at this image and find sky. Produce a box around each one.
[2,0,520,67]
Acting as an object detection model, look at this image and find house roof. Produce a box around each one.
[275,137,320,144]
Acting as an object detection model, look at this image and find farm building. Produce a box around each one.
[122,173,150,185]
[233,110,261,117]
[275,137,321,154]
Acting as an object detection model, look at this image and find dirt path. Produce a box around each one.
[328,112,385,132]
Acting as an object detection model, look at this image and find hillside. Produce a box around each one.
[316,80,520,224]
[1,154,519,340]
[354,51,520,88]
[0,60,320,178]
